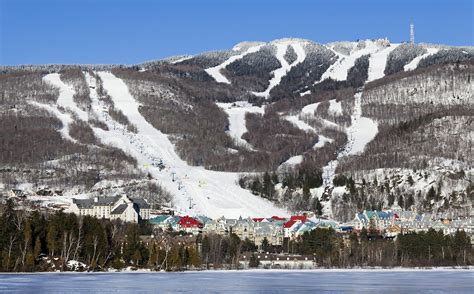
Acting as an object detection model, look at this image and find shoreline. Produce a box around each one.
[1,266,473,275]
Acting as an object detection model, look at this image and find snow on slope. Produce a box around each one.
[252,40,306,99]
[404,48,439,71]
[328,100,343,116]
[43,73,88,121]
[95,72,288,218]
[205,45,263,84]
[29,101,77,143]
[284,115,314,132]
[318,40,393,83]
[302,102,320,115]
[216,101,264,149]
[321,92,378,185]
[313,135,333,149]
[367,44,400,82]
[29,73,91,143]
[345,93,378,156]
[282,155,303,166]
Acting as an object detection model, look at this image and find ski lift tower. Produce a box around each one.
[410,24,415,45]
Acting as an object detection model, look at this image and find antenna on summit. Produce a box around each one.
[410,23,415,45]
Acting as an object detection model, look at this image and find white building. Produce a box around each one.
[70,195,151,223]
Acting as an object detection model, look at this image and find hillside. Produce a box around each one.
[1,38,472,220]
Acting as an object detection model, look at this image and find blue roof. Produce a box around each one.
[377,211,392,219]
[149,215,170,224]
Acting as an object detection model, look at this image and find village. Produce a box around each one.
[1,189,473,271]
[63,193,474,248]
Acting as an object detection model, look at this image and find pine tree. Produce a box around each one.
[261,237,270,252]
[312,198,323,216]
[248,254,260,268]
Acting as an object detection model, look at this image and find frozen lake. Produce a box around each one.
[0,269,473,293]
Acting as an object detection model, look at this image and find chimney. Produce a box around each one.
[94,196,99,203]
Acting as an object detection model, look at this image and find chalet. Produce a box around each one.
[70,195,151,223]
[283,219,303,239]
[177,216,203,234]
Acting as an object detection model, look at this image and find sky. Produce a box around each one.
[0,0,472,65]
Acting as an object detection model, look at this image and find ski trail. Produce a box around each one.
[43,73,89,121]
[252,41,306,99]
[29,73,92,143]
[205,45,263,84]
[29,101,77,143]
[367,44,400,82]
[404,48,439,71]
[216,101,264,150]
[94,71,289,218]
[321,92,378,186]
[317,40,387,83]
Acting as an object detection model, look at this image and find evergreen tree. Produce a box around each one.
[248,254,260,268]
[261,237,270,252]
[312,198,323,216]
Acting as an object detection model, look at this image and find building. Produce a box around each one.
[70,195,151,223]
[177,216,203,234]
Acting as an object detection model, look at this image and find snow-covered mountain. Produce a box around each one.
[1,38,472,220]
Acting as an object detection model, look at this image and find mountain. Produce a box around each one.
[1,38,473,220]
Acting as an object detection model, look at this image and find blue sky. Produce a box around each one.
[1,0,472,65]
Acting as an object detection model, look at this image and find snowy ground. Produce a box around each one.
[216,101,264,149]
[367,44,400,82]
[404,48,439,71]
[318,40,399,84]
[320,93,378,184]
[251,40,307,99]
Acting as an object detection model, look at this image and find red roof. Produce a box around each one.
[271,216,286,221]
[283,220,298,228]
[178,216,202,228]
[290,215,307,222]
[252,218,264,222]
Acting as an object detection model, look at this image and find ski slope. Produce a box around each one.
[318,40,397,83]
[43,73,89,121]
[321,92,378,186]
[252,41,306,99]
[281,155,303,166]
[216,102,264,150]
[30,73,92,143]
[205,45,263,84]
[404,48,439,71]
[318,41,379,82]
[95,72,288,218]
[367,44,400,82]
[29,101,77,143]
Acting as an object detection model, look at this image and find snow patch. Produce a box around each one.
[216,101,264,149]
[328,100,343,116]
[404,48,439,71]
